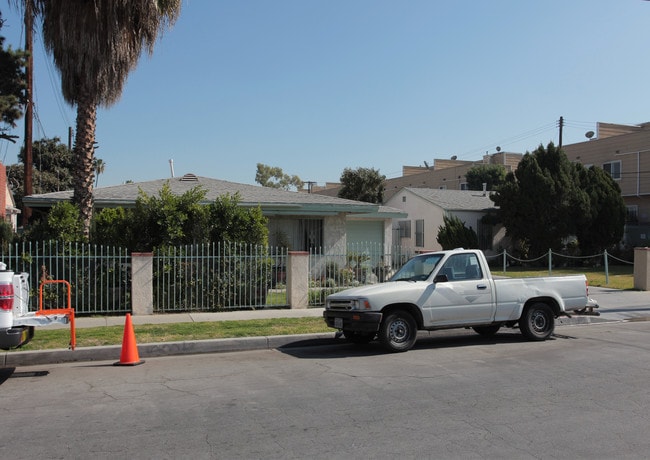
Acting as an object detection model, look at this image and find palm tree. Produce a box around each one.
[36,0,182,238]
[93,158,106,187]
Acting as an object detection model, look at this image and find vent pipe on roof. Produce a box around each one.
[169,159,175,178]
[482,183,487,196]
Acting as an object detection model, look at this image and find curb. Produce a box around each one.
[2,333,338,367]
[2,315,644,367]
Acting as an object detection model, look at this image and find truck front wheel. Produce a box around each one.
[378,310,417,352]
[519,303,554,341]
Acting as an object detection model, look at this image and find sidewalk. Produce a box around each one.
[2,287,648,367]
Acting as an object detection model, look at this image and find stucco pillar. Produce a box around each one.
[287,251,309,309]
[131,252,154,315]
[634,247,650,291]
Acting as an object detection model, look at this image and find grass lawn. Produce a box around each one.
[495,265,634,290]
[10,316,332,352]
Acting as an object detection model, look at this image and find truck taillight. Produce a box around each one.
[0,282,14,311]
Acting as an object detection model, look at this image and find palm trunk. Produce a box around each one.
[72,94,97,240]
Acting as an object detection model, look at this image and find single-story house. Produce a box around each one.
[22,173,406,253]
[384,188,506,253]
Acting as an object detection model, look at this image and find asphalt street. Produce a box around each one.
[2,286,648,367]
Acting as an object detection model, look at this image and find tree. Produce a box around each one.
[0,219,16,252]
[0,11,27,135]
[37,0,182,239]
[437,214,479,250]
[91,207,129,248]
[255,164,304,191]
[93,158,106,187]
[338,167,385,203]
[92,186,268,251]
[465,164,507,191]
[574,164,626,254]
[208,193,268,246]
[23,201,84,242]
[6,136,76,211]
[491,143,590,257]
[128,183,208,251]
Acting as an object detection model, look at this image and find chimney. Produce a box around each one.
[482,182,487,196]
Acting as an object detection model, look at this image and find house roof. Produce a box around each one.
[400,188,497,212]
[23,173,405,217]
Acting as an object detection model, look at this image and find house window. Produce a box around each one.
[627,205,639,223]
[439,185,447,190]
[398,220,411,238]
[415,219,424,247]
[603,161,621,180]
[460,182,469,191]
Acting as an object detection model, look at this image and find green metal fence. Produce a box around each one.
[153,243,288,312]
[1,241,131,314]
[1,242,635,315]
[308,243,415,306]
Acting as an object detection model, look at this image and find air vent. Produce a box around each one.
[179,173,199,182]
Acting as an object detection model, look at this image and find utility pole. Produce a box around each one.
[558,116,564,149]
[22,2,34,226]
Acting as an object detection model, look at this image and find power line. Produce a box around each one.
[459,121,559,159]
[36,28,72,128]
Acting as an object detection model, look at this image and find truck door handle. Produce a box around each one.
[477,284,487,290]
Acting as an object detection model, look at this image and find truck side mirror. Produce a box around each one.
[434,274,449,283]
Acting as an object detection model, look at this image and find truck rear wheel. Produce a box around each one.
[519,302,554,341]
[378,310,417,352]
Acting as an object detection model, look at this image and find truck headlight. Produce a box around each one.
[352,298,371,310]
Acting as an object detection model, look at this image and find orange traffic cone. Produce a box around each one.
[114,313,144,366]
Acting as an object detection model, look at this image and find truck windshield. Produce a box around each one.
[390,254,444,281]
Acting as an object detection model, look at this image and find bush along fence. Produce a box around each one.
[1,242,645,316]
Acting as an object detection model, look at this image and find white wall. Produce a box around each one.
[386,189,445,252]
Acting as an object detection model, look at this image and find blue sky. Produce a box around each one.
[1,1,650,188]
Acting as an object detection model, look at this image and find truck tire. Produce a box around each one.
[519,302,554,341]
[378,310,417,352]
[343,330,375,344]
[472,325,501,337]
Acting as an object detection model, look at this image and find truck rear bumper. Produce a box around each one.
[0,326,34,350]
[323,310,382,333]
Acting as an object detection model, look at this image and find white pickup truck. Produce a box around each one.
[0,263,75,350]
[323,248,598,352]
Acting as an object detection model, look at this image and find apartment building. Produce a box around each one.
[563,122,650,247]
[312,152,523,201]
